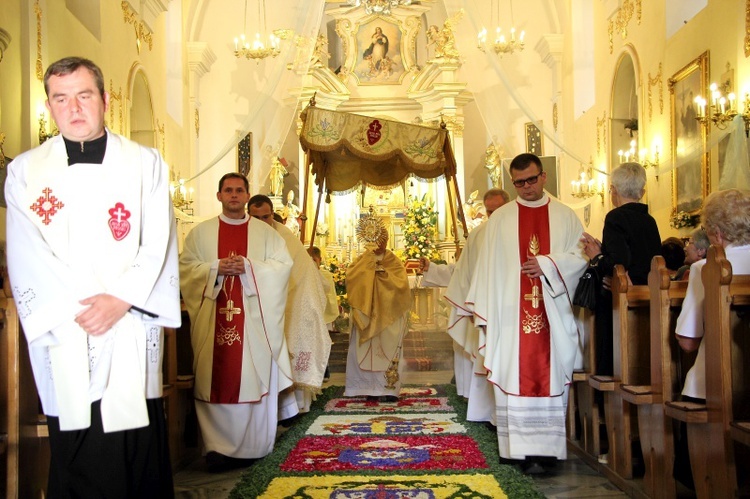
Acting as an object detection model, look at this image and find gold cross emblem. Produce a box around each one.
[523,285,543,309]
[219,299,242,321]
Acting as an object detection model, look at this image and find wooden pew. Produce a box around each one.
[621,256,688,498]
[1,284,50,499]
[607,265,650,481]
[569,309,602,461]
[586,265,649,492]
[0,288,20,499]
[701,245,750,497]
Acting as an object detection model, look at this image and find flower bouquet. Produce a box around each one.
[669,210,699,229]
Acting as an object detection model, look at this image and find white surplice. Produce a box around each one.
[273,223,332,412]
[444,221,494,421]
[677,244,750,400]
[5,131,181,432]
[180,215,294,458]
[422,259,475,400]
[466,194,587,459]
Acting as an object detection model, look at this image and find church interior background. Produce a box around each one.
[1,0,750,496]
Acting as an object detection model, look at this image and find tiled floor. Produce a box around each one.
[173,370,628,499]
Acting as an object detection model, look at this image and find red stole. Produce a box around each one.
[517,202,551,396]
[211,219,249,403]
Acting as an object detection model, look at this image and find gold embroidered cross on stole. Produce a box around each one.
[219,299,241,321]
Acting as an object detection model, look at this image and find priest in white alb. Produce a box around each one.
[465,153,586,472]
[180,173,294,471]
[248,194,331,413]
[6,57,180,497]
[442,188,508,421]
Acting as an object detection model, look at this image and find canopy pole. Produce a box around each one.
[299,151,312,243]
[451,173,468,240]
[308,161,327,250]
[445,175,460,257]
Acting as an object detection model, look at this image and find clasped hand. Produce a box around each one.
[219,255,246,276]
[75,294,131,336]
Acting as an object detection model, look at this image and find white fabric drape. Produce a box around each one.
[187,1,326,191]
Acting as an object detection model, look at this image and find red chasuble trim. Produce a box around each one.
[517,202,552,397]
[211,220,249,404]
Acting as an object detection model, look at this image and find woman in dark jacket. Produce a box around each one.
[580,162,662,376]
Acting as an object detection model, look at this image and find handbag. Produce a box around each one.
[573,264,600,310]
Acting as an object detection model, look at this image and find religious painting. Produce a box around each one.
[355,18,403,84]
[668,51,709,214]
[525,122,543,156]
[237,132,252,177]
[501,156,559,200]
[335,14,419,86]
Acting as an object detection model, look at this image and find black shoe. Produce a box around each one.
[206,452,256,473]
[366,395,379,402]
[523,461,546,475]
[278,413,301,428]
[380,395,399,403]
[484,421,497,432]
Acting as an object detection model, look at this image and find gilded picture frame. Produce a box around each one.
[525,121,543,156]
[336,14,419,86]
[237,132,252,177]
[668,51,709,214]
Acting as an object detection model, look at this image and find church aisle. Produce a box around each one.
[173,370,627,498]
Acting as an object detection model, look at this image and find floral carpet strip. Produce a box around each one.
[229,384,544,498]
[306,413,464,436]
[258,473,508,499]
[281,435,487,472]
[324,395,451,413]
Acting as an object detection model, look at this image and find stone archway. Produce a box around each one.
[128,67,156,149]
[610,50,641,169]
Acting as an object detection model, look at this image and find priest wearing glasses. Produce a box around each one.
[464,153,587,474]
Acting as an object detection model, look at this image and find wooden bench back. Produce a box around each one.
[702,245,750,497]
[648,256,689,404]
[612,264,650,386]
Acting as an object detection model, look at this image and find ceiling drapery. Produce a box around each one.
[300,106,456,193]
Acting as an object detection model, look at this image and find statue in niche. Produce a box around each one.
[484,142,503,188]
[463,189,485,232]
[426,10,463,60]
[282,190,301,235]
[269,156,288,197]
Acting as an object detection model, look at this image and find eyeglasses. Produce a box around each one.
[511,172,544,188]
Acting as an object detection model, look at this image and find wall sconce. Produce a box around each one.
[38,113,57,144]
[170,178,194,214]
[638,144,660,169]
[571,161,605,205]
[694,82,750,136]
[617,139,637,164]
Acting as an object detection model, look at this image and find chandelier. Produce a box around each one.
[477,0,525,56]
[346,0,412,16]
[233,0,280,61]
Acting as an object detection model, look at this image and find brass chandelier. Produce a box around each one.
[233,0,280,61]
[477,0,525,56]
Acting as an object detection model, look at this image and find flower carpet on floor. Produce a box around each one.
[229,384,544,498]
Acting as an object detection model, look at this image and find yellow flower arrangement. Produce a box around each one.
[402,194,441,261]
